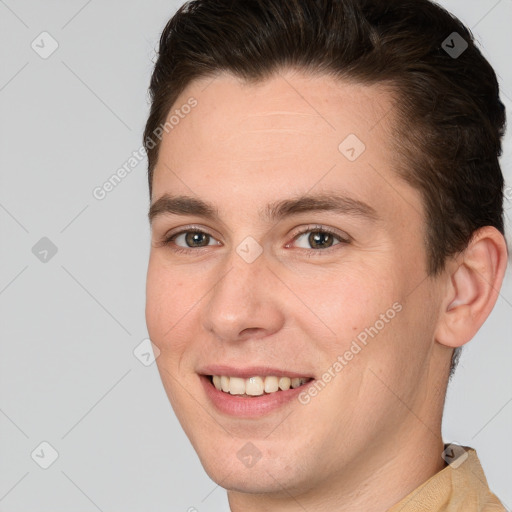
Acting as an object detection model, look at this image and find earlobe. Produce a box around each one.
[436,227,508,349]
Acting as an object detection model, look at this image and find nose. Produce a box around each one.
[201,248,286,343]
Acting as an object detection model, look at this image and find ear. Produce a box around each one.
[435,226,508,348]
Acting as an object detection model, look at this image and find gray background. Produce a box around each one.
[0,1,510,511]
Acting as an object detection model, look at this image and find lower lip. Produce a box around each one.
[200,375,312,418]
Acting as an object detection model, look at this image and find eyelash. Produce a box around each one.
[158,224,350,257]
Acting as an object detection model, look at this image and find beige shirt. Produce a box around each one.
[389,446,506,511]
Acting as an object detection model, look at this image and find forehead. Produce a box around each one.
[162,70,395,158]
[152,70,422,228]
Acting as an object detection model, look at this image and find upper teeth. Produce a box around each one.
[211,375,310,396]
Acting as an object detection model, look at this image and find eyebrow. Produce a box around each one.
[148,192,378,224]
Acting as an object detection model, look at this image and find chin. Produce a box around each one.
[202,458,300,494]
[191,437,315,495]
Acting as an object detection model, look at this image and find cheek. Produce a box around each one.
[290,264,401,351]
[145,258,189,350]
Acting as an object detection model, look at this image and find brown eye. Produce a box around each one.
[164,230,220,251]
[292,227,347,250]
[183,231,211,247]
[307,231,336,249]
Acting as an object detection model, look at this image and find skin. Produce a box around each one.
[145,69,508,512]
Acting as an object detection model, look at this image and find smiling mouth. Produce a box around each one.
[208,375,313,397]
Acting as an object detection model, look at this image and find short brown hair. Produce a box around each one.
[143,0,507,375]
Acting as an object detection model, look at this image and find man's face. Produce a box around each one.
[146,70,447,494]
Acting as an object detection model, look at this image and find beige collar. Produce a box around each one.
[389,446,506,511]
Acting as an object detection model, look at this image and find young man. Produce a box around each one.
[143,0,508,510]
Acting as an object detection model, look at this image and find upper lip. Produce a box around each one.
[198,365,315,379]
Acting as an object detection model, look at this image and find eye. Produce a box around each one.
[288,226,350,251]
[175,230,218,248]
[157,225,350,255]
[160,228,221,251]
